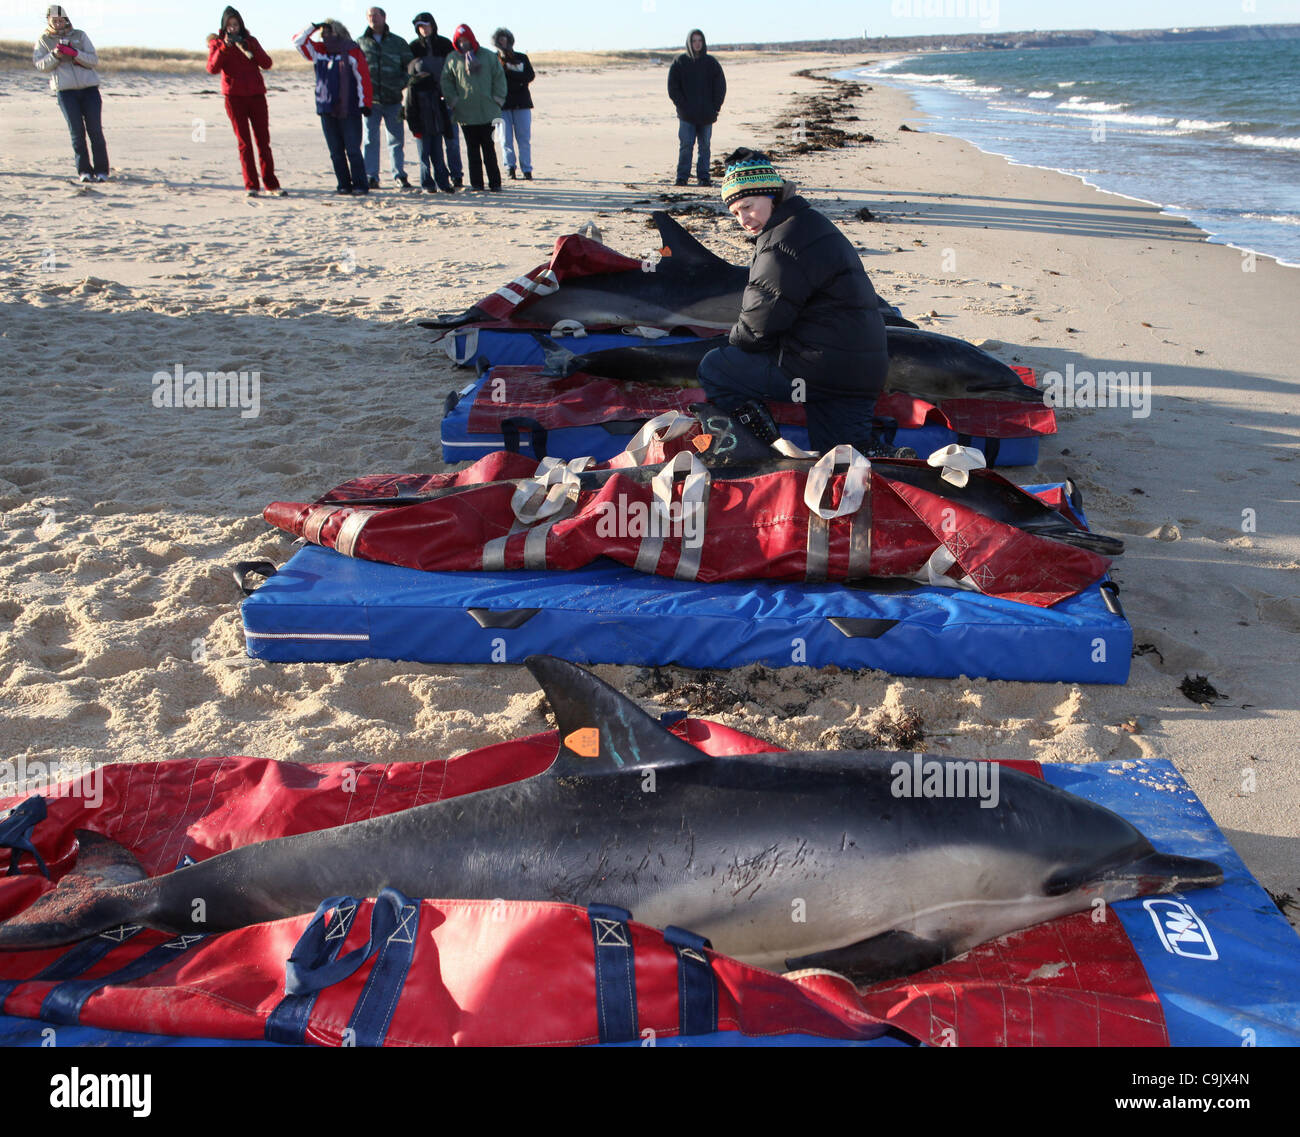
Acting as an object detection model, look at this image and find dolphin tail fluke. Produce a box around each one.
[535,334,578,378]
[525,656,706,775]
[0,831,154,951]
[418,305,488,331]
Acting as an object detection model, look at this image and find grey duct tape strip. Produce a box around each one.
[805,513,830,584]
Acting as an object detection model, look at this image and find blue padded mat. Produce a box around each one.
[438,330,1040,466]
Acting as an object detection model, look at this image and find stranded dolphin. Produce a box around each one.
[0,658,1217,983]
[420,212,916,334]
[535,326,1041,404]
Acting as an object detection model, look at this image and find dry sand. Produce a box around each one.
[0,53,1296,925]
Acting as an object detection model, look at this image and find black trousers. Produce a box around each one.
[460,122,501,190]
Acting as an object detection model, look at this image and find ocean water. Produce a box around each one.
[853,39,1300,267]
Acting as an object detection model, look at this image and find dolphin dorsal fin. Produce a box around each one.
[651,212,745,278]
[525,655,705,776]
[688,402,783,468]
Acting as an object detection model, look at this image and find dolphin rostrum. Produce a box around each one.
[0,658,1218,984]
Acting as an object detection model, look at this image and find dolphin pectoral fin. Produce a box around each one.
[0,831,152,951]
[785,930,952,987]
[535,333,578,378]
[524,655,706,776]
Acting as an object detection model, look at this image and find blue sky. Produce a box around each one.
[8,0,1300,51]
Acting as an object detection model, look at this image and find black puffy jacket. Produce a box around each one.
[667,30,725,125]
[730,191,888,393]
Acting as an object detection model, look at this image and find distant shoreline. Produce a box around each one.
[6,21,1300,74]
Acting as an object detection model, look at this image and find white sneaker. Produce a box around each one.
[93,173,108,182]
[79,173,92,183]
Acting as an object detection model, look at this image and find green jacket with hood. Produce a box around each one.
[440,46,506,126]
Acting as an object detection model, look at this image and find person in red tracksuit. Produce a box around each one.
[206,6,283,196]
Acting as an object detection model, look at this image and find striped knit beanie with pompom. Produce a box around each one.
[720,150,783,208]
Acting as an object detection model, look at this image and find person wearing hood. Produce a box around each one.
[293,20,374,195]
[667,29,725,187]
[696,150,912,459]
[492,28,534,180]
[439,24,506,192]
[358,7,413,189]
[33,4,110,182]
[406,12,461,192]
[206,7,282,196]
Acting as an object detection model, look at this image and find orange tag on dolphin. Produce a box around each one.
[692,434,713,453]
[565,728,600,757]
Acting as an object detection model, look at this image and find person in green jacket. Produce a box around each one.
[358,7,413,188]
[440,23,505,192]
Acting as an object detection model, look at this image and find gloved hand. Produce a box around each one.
[56,44,78,58]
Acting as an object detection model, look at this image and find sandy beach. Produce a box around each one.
[0,50,1297,925]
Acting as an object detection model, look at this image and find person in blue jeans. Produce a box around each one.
[406,13,461,192]
[33,5,110,182]
[492,28,534,180]
[667,29,725,186]
[358,7,412,188]
[294,21,373,195]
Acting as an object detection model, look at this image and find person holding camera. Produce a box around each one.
[293,19,373,195]
[206,7,282,196]
[33,4,110,183]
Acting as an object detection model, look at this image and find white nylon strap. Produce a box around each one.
[638,452,711,580]
[620,412,697,466]
[621,325,670,339]
[302,505,336,546]
[335,510,377,559]
[520,268,560,299]
[773,437,819,459]
[443,326,478,364]
[913,543,979,591]
[803,445,871,519]
[510,460,586,524]
[926,444,986,488]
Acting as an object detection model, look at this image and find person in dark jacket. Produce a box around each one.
[406,13,460,192]
[667,29,725,186]
[359,7,413,188]
[492,28,534,180]
[293,20,373,195]
[697,150,912,458]
[206,7,282,196]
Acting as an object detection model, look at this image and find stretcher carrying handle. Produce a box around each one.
[0,796,50,879]
[232,560,278,596]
